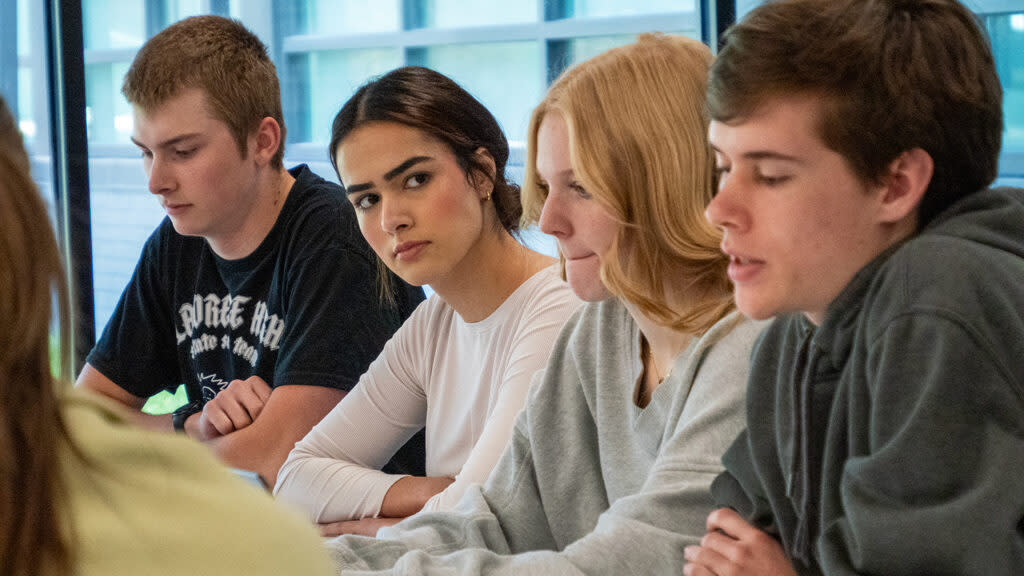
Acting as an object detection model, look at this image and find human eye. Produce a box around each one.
[138,147,153,160]
[569,181,592,199]
[351,193,380,212]
[404,172,430,189]
[754,167,791,187]
[174,147,198,159]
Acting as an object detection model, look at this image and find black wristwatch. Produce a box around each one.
[172,400,203,433]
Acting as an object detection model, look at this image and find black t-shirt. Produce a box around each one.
[88,164,426,473]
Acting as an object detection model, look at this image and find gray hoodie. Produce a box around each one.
[713,187,1024,575]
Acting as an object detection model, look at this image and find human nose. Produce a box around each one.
[538,189,569,238]
[705,173,747,232]
[147,155,173,196]
[379,195,412,234]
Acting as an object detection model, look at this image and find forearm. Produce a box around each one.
[332,487,572,575]
[131,410,174,432]
[75,363,174,431]
[203,420,290,486]
[204,385,345,487]
[379,476,454,517]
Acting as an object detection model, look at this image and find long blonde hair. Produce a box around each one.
[0,97,74,576]
[523,33,734,334]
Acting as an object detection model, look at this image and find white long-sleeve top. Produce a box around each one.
[274,265,581,521]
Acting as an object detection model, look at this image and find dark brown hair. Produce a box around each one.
[0,96,74,576]
[122,15,287,168]
[330,66,522,234]
[709,0,1003,226]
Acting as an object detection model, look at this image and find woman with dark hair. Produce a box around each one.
[0,96,333,576]
[274,67,580,536]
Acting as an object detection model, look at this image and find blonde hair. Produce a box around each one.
[0,97,74,576]
[523,33,734,334]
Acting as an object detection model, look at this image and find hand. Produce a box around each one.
[683,508,798,576]
[196,375,272,439]
[319,516,403,538]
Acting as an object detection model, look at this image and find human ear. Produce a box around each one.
[470,147,497,199]
[877,148,933,225]
[251,117,282,166]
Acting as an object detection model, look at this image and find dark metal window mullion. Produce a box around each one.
[45,0,94,374]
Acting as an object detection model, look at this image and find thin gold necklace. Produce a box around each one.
[643,337,668,385]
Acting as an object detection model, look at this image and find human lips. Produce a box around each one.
[163,202,192,216]
[565,252,597,261]
[723,248,766,284]
[393,240,430,262]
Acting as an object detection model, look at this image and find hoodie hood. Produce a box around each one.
[925,187,1024,259]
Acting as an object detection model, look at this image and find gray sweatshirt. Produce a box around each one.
[327,298,764,575]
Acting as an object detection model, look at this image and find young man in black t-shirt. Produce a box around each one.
[76,15,424,487]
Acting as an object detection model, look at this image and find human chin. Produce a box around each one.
[565,256,608,302]
[733,286,783,321]
[166,215,204,238]
[383,257,433,288]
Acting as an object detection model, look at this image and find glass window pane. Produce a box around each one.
[420,41,543,144]
[17,68,35,142]
[85,62,132,144]
[424,0,538,28]
[566,31,697,69]
[17,0,30,55]
[82,0,146,50]
[304,0,400,35]
[306,48,403,143]
[571,0,694,19]
[5,0,59,366]
[166,0,205,22]
[987,12,1024,176]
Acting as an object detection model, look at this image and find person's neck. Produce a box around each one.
[805,217,918,326]
[433,229,554,323]
[209,167,295,260]
[624,301,696,408]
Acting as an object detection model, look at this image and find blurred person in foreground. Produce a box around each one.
[0,94,333,576]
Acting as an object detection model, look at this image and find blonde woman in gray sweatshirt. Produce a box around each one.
[327,33,763,575]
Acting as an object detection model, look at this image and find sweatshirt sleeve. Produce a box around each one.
[818,312,1024,576]
[327,412,577,575]
[273,312,428,522]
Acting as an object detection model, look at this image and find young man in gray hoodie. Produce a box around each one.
[685,1,1024,575]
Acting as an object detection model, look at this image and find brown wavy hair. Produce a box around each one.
[0,97,74,576]
[522,34,734,334]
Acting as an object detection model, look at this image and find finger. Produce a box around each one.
[203,403,240,436]
[701,530,743,562]
[706,508,758,541]
[318,522,347,537]
[684,544,735,576]
[235,383,269,421]
[220,396,254,430]
[244,375,273,400]
[197,412,222,439]
[683,560,719,576]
